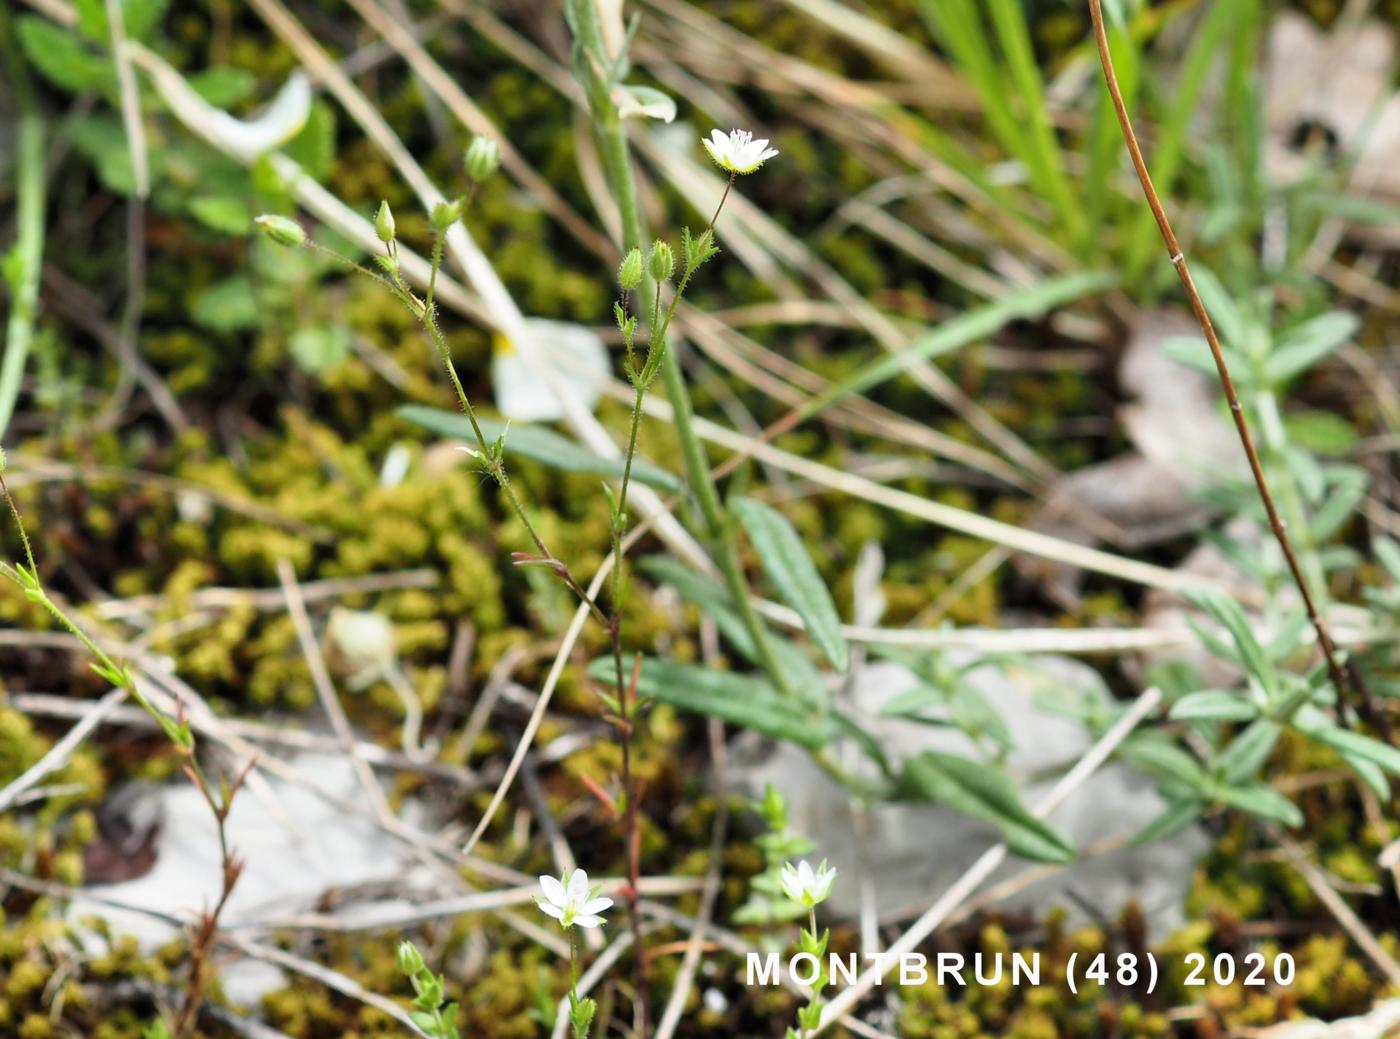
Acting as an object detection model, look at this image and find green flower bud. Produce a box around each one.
[396,940,424,977]
[431,199,462,231]
[254,214,306,248]
[465,135,500,182]
[617,248,643,291]
[648,239,675,282]
[375,200,396,244]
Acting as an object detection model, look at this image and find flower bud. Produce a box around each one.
[465,135,500,182]
[648,239,675,282]
[431,199,462,231]
[617,248,643,291]
[374,200,396,244]
[397,940,424,976]
[254,214,305,248]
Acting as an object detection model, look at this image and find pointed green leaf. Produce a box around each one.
[1169,690,1260,722]
[638,555,827,705]
[898,750,1075,863]
[1216,718,1281,784]
[1264,311,1357,384]
[1184,588,1276,699]
[1132,799,1204,846]
[1295,706,1400,777]
[733,496,848,672]
[585,656,834,749]
[1217,784,1302,827]
[398,405,681,492]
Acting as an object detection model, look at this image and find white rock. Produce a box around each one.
[729,658,1208,935]
[75,753,419,1005]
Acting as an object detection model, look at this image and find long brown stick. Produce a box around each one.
[1086,0,1388,740]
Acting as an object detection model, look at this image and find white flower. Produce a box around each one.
[701,128,779,174]
[535,868,613,929]
[491,319,609,422]
[780,859,837,908]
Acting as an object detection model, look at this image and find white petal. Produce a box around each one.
[573,914,605,928]
[567,868,591,902]
[580,896,613,915]
[492,320,610,422]
[539,875,566,905]
[537,901,565,920]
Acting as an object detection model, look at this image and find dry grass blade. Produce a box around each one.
[1273,828,1400,986]
[0,688,128,813]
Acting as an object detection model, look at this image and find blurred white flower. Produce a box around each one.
[780,859,836,908]
[701,128,779,174]
[536,868,613,929]
[491,319,609,422]
[325,608,395,690]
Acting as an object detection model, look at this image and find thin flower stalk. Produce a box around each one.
[571,0,792,704]
[536,870,608,1038]
[280,209,609,629]
[1085,0,1389,739]
[0,460,250,1038]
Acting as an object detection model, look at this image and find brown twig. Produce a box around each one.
[1085,0,1390,741]
[172,744,254,1039]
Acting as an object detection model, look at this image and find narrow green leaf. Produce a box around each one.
[801,271,1114,418]
[1118,735,1210,792]
[733,496,848,672]
[637,555,828,704]
[1295,706,1400,777]
[1170,690,1260,723]
[397,405,681,492]
[585,656,833,749]
[1132,799,1204,846]
[1184,588,1276,699]
[17,16,114,94]
[898,750,1075,863]
[1264,311,1358,384]
[1217,784,1302,827]
[1335,748,1390,801]
[1216,718,1281,784]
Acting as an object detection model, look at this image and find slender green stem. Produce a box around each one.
[0,5,45,443]
[596,116,791,696]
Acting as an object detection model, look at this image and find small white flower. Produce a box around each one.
[780,859,837,908]
[701,128,779,175]
[535,868,613,929]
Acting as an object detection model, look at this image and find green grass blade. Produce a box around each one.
[799,269,1114,419]
[0,11,46,442]
[984,0,1084,247]
[1123,0,1242,281]
[397,405,683,492]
